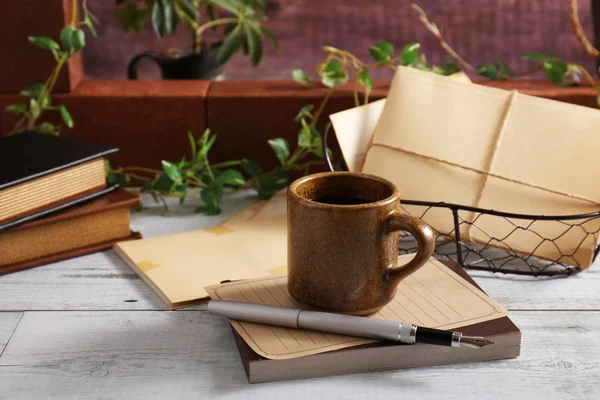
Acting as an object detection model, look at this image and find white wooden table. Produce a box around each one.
[1,192,599,399]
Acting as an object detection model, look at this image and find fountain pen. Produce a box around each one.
[201,300,494,349]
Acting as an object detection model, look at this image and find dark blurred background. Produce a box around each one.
[84,0,597,80]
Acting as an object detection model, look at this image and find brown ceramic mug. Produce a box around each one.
[287,172,435,315]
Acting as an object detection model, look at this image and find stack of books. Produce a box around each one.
[115,193,521,383]
[0,132,141,275]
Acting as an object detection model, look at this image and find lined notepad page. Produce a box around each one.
[205,255,509,360]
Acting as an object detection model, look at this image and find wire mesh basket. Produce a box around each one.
[323,124,600,277]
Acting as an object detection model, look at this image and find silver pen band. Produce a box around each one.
[451,331,463,347]
[398,322,417,344]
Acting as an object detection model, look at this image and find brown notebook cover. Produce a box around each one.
[0,189,142,275]
[231,260,521,383]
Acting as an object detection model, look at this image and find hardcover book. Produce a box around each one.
[0,188,141,275]
[0,132,118,231]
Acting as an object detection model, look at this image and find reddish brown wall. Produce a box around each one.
[2,80,598,169]
[0,0,82,93]
[83,0,598,81]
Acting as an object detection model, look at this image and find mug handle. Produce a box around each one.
[127,52,160,80]
[384,211,435,284]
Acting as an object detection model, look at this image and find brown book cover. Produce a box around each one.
[0,189,142,275]
[231,260,521,383]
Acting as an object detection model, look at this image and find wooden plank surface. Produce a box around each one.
[0,311,597,399]
[0,313,23,355]
[0,192,599,312]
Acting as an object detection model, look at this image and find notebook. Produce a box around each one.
[0,132,118,231]
[217,260,521,383]
[0,189,141,275]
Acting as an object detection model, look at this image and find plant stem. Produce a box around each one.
[353,75,360,107]
[211,160,242,169]
[119,166,164,175]
[411,4,475,72]
[72,0,78,26]
[195,18,238,53]
[312,88,335,125]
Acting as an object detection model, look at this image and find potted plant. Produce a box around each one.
[115,0,279,80]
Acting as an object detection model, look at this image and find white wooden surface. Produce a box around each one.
[0,192,599,399]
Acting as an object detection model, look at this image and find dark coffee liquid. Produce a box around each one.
[311,195,372,205]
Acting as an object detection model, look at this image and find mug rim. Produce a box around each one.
[288,172,400,209]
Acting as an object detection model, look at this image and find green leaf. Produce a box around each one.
[477,63,498,80]
[188,131,197,159]
[478,62,515,80]
[438,62,461,76]
[209,0,240,15]
[5,103,27,114]
[311,134,324,158]
[400,42,420,66]
[321,70,348,88]
[30,99,41,119]
[411,53,431,71]
[368,41,394,62]
[161,160,183,184]
[323,60,342,74]
[179,0,200,21]
[28,36,60,51]
[297,120,314,148]
[71,29,86,53]
[60,26,76,54]
[496,62,515,78]
[216,24,243,66]
[241,159,263,177]
[199,182,224,215]
[268,138,290,162]
[357,70,373,94]
[256,168,288,199]
[294,104,314,122]
[106,170,129,186]
[57,105,73,128]
[245,22,263,66]
[151,1,165,38]
[321,60,348,88]
[160,0,176,35]
[219,169,245,187]
[260,26,279,50]
[292,69,312,86]
[21,83,45,99]
[39,122,57,134]
[82,13,97,38]
[543,60,569,86]
[153,173,175,192]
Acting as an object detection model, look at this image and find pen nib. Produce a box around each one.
[460,335,495,349]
